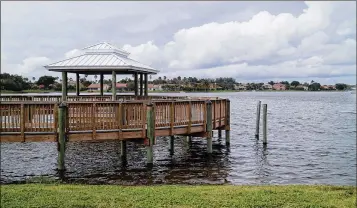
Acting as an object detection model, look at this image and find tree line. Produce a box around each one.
[0,73,353,92]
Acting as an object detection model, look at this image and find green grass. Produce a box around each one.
[1,184,355,208]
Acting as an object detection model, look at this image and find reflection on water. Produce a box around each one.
[1,92,356,185]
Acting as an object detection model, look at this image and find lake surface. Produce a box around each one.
[1,92,356,185]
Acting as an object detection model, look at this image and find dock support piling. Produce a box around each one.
[146,103,154,164]
[225,99,231,145]
[62,72,67,101]
[112,71,116,101]
[263,104,268,145]
[58,102,67,170]
[206,101,213,153]
[218,129,222,138]
[255,100,261,138]
[169,136,174,155]
[120,140,127,161]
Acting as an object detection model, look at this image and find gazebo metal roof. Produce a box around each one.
[44,42,159,74]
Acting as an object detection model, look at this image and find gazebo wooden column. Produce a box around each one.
[139,73,143,96]
[62,72,68,101]
[144,74,148,96]
[134,73,138,96]
[100,73,104,96]
[76,73,80,96]
[112,71,116,101]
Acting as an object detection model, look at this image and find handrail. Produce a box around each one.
[0,98,228,139]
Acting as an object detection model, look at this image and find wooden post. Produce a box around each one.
[120,140,127,161]
[20,104,25,141]
[206,100,213,153]
[100,73,104,96]
[58,102,67,170]
[146,103,154,164]
[76,73,80,96]
[140,74,143,96]
[134,73,138,96]
[169,136,174,155]
[144,74,148,96]
[218,129,222,138]
[62,72,68,101]
[225,99,230,145]
[263,104,267,145]
[112,71,116,101]
[255,100,261,138]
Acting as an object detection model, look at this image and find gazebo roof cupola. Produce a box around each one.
[82,42,130,57]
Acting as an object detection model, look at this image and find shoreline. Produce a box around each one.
[0,90,349,94]
[1,184,355,207]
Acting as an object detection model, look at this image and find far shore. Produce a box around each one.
[0,89,350,95]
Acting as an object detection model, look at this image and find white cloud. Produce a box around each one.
[1,1,356,84]
[122,1,355,83]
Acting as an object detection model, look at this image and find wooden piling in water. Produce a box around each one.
[255,100,261,138]
[218,129,222,138]
[169,136,174,155]
[146,103,154,164]
[206,100,213,153]
[58,102,66,170]
[262,104,267,145]
[225,99,230,145]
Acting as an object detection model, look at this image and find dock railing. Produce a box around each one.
[0,97,229,142]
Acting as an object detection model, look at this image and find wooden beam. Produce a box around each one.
[134,73,138,96]
[62,72,68,101]
[100,73,104,96]
[144,74,148,96]
[112,71,116,101]
[76,73,80,96]
[140,74,143,96]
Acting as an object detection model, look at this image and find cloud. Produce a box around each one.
[122,1,356,83]
[1,1,356,84]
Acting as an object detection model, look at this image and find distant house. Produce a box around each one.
[263,84,273,90]
[38,84,45,89]
[116,83,128,91]
[209,83,222,90]
[150,84,162,91]
[87,84,109,91]
[234,84,246,91]
[272,83,286,90]
[296,85,308,91]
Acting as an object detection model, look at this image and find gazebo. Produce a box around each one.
[45,42,159,101]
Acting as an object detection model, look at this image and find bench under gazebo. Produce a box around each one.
[45,42,159,101]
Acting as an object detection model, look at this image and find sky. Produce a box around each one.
[1,1,356,84]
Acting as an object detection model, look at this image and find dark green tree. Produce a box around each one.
[291,81,300,88]
[335,83,347,90]
[36,76,57,89]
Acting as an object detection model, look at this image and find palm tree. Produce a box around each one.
[32,77,36,83]
[94,75,98,83]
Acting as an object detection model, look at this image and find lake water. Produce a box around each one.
[1,92,356,185]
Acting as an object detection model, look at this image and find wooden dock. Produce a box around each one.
[0,95,230,167]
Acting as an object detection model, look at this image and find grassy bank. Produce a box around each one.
[1,184,355,208]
